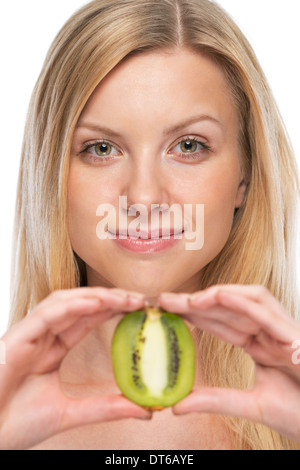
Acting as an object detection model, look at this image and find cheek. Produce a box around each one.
[204,170,238,216]
[67,166,107,252]
[190,162,240,252]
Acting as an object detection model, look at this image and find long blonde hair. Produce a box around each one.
[10,0,300,449]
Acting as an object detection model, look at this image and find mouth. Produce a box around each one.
[109,228,184,254]
[112,228,184,239]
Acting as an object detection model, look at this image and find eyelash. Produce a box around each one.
[171,136,212,160]
[78,140,121,163]
[78,136,212,163]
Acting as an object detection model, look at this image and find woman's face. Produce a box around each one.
[68,49,247,297]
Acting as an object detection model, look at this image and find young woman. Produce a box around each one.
[1,0,300,450]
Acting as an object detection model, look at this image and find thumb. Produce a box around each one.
[173,387,259,422]
[61,394,152,431]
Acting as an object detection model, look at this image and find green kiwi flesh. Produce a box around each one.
[112,306,195,409]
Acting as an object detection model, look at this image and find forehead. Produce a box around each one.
[78,49,237,135]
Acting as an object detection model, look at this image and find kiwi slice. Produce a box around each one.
[112,305,195,409]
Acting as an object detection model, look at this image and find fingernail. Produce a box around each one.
[128,292,145,301]
[159,293,177,301]
[89,296,103,304]
[188,291,207,304]
[172,407,188,416]
[113,290,129,299]
[137,412,152,420]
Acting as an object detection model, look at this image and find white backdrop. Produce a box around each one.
[0,0,299,335]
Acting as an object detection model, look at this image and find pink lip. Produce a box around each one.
[110,230,184,254]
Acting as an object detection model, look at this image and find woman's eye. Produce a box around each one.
[170,138,211,161]
[79,141,121,160]
[94,142,115,156]
[179,139,199,153]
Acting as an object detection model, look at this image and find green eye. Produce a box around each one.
[94,142,112,156]
[169,137,212,162]
[180,139,199,153]
[79,140,121,162]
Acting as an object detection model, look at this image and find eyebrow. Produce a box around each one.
[163,114,222,135]
[75,114,222,138]
[74,122,123,139]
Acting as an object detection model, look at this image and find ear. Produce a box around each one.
[235,180,248,208]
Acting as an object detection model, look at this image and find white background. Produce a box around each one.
[0,1,299,335]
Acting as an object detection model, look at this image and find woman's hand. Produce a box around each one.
[0,287,149,450]
[159,285,300,442]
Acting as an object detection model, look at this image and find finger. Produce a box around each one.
[190,318,251,348]
[190,284,289,319]
[4,294,144,374]
[42,293,145,337]
[160,284,290,323]
[159,290,300,371]
[215,291,300,345]
[61,394,152,432]
[50,293,146,351]
[57,311,114,350]
[3,297,103,361]
[159,289,299,344]
[20,291,144,341]
[173,387,260,423]
[40,287,145,303]
[215,292,300,373]
[189,291,300,370]
[159,292,260,336]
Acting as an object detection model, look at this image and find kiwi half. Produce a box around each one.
[112,306,195,409]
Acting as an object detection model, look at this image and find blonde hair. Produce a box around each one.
[10,0,300,450]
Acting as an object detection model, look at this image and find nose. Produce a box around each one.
[121,151,169,215]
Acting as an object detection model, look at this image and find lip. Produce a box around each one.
[109,229,184,254]
[114,228,184,239]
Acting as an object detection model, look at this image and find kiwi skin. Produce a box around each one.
[112,305,195,411]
